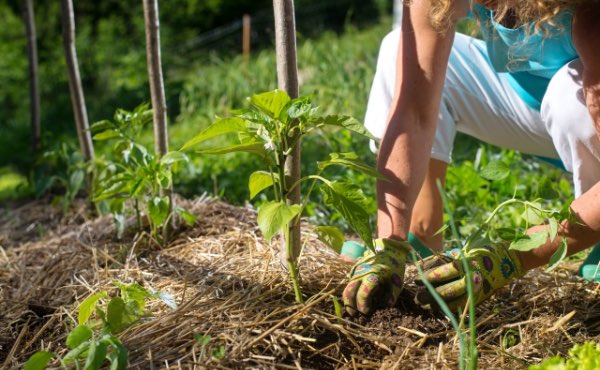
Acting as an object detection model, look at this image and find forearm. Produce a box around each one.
[518,181,600,271]
[376,1,459,240]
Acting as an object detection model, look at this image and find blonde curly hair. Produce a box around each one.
[429,0,586,32]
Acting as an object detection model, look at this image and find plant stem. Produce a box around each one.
[284,225,303,303]
[135,198,142,230]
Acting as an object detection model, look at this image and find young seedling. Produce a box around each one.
[24,282,176,370]
[92,104,195,243]
[183,90,382,302]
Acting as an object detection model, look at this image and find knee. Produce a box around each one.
[541,59,593,142]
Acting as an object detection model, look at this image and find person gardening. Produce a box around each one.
[343,0,600,316]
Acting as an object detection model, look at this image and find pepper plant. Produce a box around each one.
[92,104,195,242]
[183,90,383,302]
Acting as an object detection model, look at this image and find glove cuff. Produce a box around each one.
[375,238,412,254]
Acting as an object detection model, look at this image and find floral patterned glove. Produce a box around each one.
[343,238,411,316]
[415,243,526,311]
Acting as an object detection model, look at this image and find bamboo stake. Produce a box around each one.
[23,0,40,153]
[60,0,94,162]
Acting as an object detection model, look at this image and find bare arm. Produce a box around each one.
[518,3,600,270]
[377,0,468,241]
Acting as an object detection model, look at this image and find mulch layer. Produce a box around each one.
[1,196,599,369]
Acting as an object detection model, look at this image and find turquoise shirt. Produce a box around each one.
[471,4,578,111]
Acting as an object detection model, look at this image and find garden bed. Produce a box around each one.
[1,197,599,369]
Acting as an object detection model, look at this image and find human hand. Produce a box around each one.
[415,243,525,311]
[343,238,411,316]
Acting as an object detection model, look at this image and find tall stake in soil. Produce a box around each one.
[60,0,94,163]
[23,0,40,153]
[143,0,173,237]
[272,0,303,303]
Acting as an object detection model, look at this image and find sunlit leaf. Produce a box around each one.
[317,152,386,180]
[197,142,268,159]
[248,171,276,200]
[480,161,510,181]
[160,151,188,165]
[79,292,107,325]
[521,203,545,225]
[548,218,559,242]
[257,201,302,241]
[181,117,248,150]
[249,90,290,119]
[318,115,376,140]
[176,208,197,226]
[93,129,120,141]
[66,325,93,350]
[509,231,548,252]
[147,196,170,227]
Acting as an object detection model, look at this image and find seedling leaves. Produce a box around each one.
[176,207,197,226]
[521,203,545,225]
[314,226,345,253]
[148,196,170,227]
[66,325,93,349]
[85,339,108,370]
[24,351,54,370]
[79,292,107,325]
[480,161,510,181]
[257,201,302,241]
[197,142,268,159]
[181,117,247,150]
[548,218,559,242]
[249,171,275,200]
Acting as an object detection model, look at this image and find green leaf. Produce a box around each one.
[24,351,54,370]
[257,201,302,241]
[496,228,518,241]
[331,295,343,319]
[106,297,126,333]
[181,117,248,150]
[63,340,90,364]
[509,231,548,252]
[147,196,170,227]
[160,151,188,165]
[249,90,290,119]
[546,238,567,273]
[548,218,559,243]
[212,346,226,360]
[521,203,545,225]
[79,292,107,325]
[248,171,275,200]
[93,129,120,141]
[317,152,386,180]
[194,334,212,346]
[66,325,93,350]
[85,339,108,370]
[176,208,197,226]
[314,226,345,253]
[321,181,373,249]
[108,339,128,370]
[479,161,510,181]
[318,115,376,140]
[90,120,114,132]
[129,178,145,198]
[113,282,153,315]
[197,142,268,159]
[69,170,85,196]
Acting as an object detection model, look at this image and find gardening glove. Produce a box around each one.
[415,243,526,311]
[343,238,411,316]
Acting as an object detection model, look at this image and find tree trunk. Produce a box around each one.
[273,0,301,268]
[23,0,40,153]
[60,0,94,162]
[143,0,173,231]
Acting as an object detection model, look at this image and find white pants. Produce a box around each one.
[365,30,600,197]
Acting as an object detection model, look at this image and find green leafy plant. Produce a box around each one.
[182,90,381,302]
[92,104,195,241]
[24,282,176,370]
[528,342,600,370]
[31,142,91,214]
[193,334,226,361]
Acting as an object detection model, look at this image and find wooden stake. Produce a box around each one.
[243,14,251,62]
[23,0,40,153]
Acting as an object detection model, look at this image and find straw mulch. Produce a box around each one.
[1,196,599,369]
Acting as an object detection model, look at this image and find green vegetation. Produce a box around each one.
[529,342,600,370]
[24,282,176,370]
